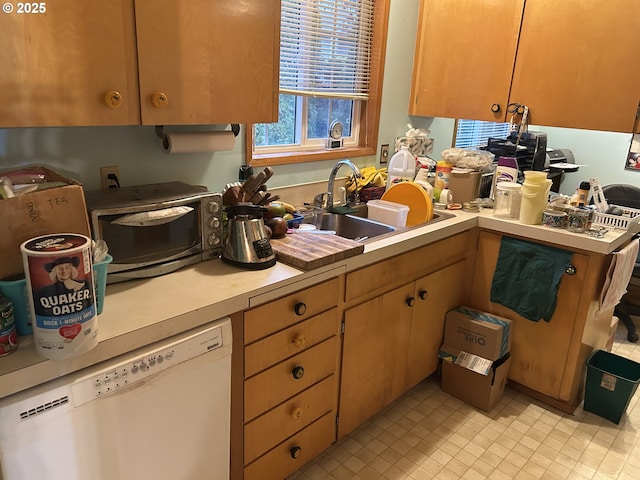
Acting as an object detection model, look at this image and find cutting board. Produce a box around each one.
[270,233,364,270]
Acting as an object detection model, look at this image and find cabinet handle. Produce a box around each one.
[290,445,302,459]
[291,407,303,420]
[152,92,169,109]
[406,297,415,307]
[104,91,123,109]
[292,365,305,379]
[565,264,577,275]
[490,103,501,113]
[294,302,307,316]
[292,334,306,349]
[418,289,428,300]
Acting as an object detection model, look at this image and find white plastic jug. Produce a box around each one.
[386,147,416,190]
[519,179,552,224]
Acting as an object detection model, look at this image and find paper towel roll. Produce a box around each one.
[161,131,236,154]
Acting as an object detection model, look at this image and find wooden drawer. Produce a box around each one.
[245,308,340,377]
[244,375,337,464]
[345,231,471,303]
[244,337,339,422]
[244,277,340,344]
[244,412,335,480]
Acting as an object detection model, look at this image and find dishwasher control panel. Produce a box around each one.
[71,320,228,407]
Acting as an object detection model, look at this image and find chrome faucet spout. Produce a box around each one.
[326,159,362,210]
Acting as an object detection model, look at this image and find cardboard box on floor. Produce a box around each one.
[439,346,511,412]
[0,167,91,280]
[443,307,513,361]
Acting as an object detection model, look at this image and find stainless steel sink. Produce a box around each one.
[301,204,455,243]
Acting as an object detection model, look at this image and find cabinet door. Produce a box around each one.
[405,260,467,390]
[0,1,139,127]
[511,0,640,132]
[468,231,588,400]
[134,0,280,125]
[409,0,524,121]
[338,283,414,438]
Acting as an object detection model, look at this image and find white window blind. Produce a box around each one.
[280,0,374,100]
[455,119,510,149]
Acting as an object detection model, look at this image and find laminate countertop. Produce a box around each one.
[0,208,635,399]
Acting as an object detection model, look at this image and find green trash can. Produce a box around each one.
[583,349,640,424]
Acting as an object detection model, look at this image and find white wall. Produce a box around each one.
[1,1,637,198]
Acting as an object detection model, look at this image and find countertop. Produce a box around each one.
[0,208,634,399]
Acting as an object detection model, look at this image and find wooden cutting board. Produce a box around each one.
[270,233,364,270]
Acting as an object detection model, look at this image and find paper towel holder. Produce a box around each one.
[155,124,240,141]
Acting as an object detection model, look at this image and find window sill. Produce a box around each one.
[248,146,375,167]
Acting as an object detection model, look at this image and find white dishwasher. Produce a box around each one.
[0,317,232,480]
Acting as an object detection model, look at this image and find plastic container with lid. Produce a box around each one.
[519,179,552,225]
[493,182,522,219]
[366,199,410,227]
[386,147,416,190]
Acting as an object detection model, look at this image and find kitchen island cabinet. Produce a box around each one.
[338,231,475,438]
[468,230,615,412]
[0,0,280,127]
[410,0,640,132]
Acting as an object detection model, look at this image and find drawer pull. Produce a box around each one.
[418,289,428,300]
[294,302,307,316]
[292,334,306,349]
[104,90,123,109]
[152,92,169,109]
[290,445,302,459]
[406,297,415,307]
[291,407,303,420]
[565,264,576,275]
[292,365,305,379]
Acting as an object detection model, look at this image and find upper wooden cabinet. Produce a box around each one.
[134,0,280,125]
[409,0,640,133]
[0,1,140,127]
[0,0,280,127]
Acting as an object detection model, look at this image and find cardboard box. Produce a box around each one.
[444,307,513,361]
[0,167,91,280]
[448,170,481,204]
[440,347,511,412]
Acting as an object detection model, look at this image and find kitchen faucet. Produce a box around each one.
[319,159,362,211]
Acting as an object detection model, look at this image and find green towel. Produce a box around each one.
[490,237,573,322]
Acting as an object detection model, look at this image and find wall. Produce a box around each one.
[0,1,637,199]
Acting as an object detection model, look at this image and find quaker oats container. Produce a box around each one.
[20,234,98,360]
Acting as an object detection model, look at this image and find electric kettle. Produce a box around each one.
[222,203,276,269]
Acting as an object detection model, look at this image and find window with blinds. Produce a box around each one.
[280,0,374,100]
[454,119,510,149]
[251,0,379,158]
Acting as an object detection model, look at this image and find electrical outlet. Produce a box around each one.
[100,166,121,189]
[380,144,390,164]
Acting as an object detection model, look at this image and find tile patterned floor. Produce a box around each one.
[289,322,640,480]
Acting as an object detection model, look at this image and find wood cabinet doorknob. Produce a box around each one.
[406,297,415,307]
[491,103,501,113]
[292,365,305,379]
[291,407,303,420]
[292,334,306,349]
[290,445,302,459]
[152,92,169,109]
[565,264,577,275]
[104,91,123,109]
[418,290,428,300]
[294,302,307,316]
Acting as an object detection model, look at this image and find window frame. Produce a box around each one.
[246,0,390,167]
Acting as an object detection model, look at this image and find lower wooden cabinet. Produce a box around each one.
[338,233,474,438]
[233,278,341,480]
[468,230,613,410]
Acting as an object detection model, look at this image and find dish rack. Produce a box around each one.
[592,205,640,230]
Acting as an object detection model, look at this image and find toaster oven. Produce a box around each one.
[84,182,223,283]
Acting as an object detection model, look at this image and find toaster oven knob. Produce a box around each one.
[209,217,221,229]
[208,201,221,214]
[208,233,221,246]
